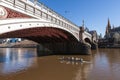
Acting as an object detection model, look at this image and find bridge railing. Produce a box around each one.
[0,0,79,35]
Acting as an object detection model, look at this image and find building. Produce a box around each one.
[105,19,120,44]
[0,38,23,44]
[98,19,120,48]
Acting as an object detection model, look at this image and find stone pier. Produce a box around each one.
[37,42,91,56]
[91,43,98,50]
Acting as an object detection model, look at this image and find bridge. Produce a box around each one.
[0,0,97,55]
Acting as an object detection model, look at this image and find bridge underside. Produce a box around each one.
[0,27,78,43]
[0,27,91,55]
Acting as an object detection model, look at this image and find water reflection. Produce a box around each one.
[74,64,93,80]
[0,48,37,75]
[57,55,93,80]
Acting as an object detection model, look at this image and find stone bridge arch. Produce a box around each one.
[0,0,96,54]
[84,38,91,44]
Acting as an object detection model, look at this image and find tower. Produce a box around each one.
[79,20,85,42]
[105,18,111,35]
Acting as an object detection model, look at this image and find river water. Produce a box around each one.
[0,48,120,80]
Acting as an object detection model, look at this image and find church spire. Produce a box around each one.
[105,18,111,35]
[107,18,111,29]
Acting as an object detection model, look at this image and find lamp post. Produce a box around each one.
[34,0,37,5]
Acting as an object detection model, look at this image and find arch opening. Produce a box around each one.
[84,38,91,44]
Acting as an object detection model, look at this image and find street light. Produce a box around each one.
[34,0,37,5]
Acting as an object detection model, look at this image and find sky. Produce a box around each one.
[38,0,120,37]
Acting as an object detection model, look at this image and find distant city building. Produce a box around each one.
[98,19,120,48]
[98,33,102,39]
[0,38,23,44]
[0,39,4,44]
[104,19,120,44]
[88,30,98,43]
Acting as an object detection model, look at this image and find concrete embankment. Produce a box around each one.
[98,44,120,48]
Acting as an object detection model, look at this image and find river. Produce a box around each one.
[0,48,120,80]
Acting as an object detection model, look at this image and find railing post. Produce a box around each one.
[41,12,42,18]
[13,0,15,6]
[25,3,26,11]
[55,18,57,24]
[46,14,48,20]
[33,7,35,15]
[51,16,53,22]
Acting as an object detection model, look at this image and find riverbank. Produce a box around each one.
[98,44,120,48]
[0,40,38,48]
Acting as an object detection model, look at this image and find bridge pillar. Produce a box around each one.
[37,42,91,56]
[79,27,84,42]
[79,26,91,54]
[91,43,98,50]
